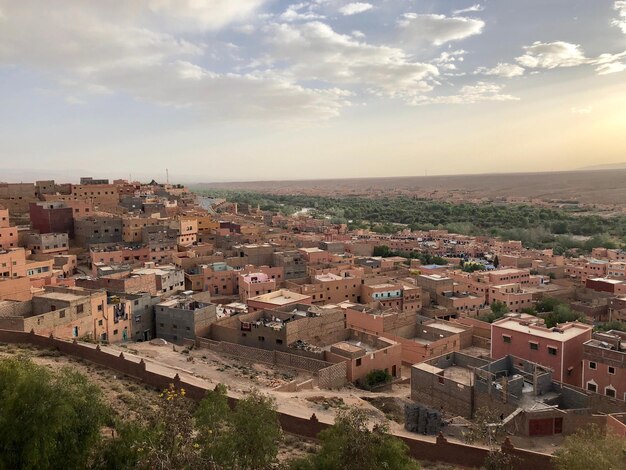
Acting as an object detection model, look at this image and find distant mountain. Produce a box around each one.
[578,162,626,170]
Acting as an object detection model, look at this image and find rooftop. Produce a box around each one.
[248,289,310,305]
[493,317,592,341]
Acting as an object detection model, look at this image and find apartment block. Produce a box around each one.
[156,293,217,344]
[27,232,69,255]
[491,315,593,386]
[582,330,626,401]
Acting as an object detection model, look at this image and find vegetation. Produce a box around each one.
[364,369,392,389]
[196,190,626,254]
[372,245,448,265]
[0,357,109,470]
[554,425,626,470]
[0,357,284,470]
[480,301,509,323]
[291,407,419,470]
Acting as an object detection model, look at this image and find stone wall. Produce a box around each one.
[196,338,347,389]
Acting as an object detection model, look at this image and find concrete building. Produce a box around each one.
[247,289,312,312]
[583,330,626,401]
[74,215,123,247]
[0,286,106,340]
[491,315,593,386]
[132,264,184,295]
[27,232,69,255]
[272,250,308,280]
[29,201,75,236]
[327,330,402,383]
[156,293,217,344]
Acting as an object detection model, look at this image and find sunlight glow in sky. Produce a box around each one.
[1,1,625,182]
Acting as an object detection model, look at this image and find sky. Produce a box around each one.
[1,0,626,183]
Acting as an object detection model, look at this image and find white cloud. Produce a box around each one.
[612,1,626,33]
[0,0,348,121]
[516,41,626,75]
[352,30,365,38]
[413,82,519,105]
[146,0,268,31]
[280,3,325,22]
[594,51,626,74]
[339,2,373,16]
[475,62,525,77]
[398,13,484,46]
[571,106,592,114]
[453,4,484,15]
[516,41,589,68]
[431,50,466,71]
[266,21,439,100]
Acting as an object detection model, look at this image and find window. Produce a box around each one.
[77,304,84,314]
[98,319,103,326]
[356,358,362,366]
[59,310,65,318]
[587,382,597,393]
[503,335,511,344]
[589,362,597,370]
[258,336,265,342]
[97,304,103,311]
[605,387,616,398]
[113,329,118,335]
[548,346,557,356]
[172,324,177,329]
[276,339,283,345]
[608,366,615,375]
[529,342,539,351]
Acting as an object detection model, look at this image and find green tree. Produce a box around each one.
[554,425,625,470]
[291,407,419,470]
[0,357,108,470]
[195,387,282,469]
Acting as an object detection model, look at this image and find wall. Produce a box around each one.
[0,330,553,470]
[196,338,347,389]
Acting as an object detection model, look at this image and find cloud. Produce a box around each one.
[0,0,348,121]
[266,21,439,100]
[516,41,626,75]
[453,4,484,15]
[398,13,484,45]
[339,3,373,16]
[571,106,592,114]
[475,62,525,77]
[613,1,626,33]
[280,3,325,22]
[351,30,365,38]
[516,41,589,68]
[413,82,519,105]
[431,50,466,71]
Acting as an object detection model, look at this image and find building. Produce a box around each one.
[491,315,593,386]
[0,212,18,250]
[27,233,69,255]
[247,289,312,312]
[156,293,217,344]
[327,331,402,383]
[29,201,75,236]
[0,286,106,339]
[582,330,626,401]
[74,215,123,247]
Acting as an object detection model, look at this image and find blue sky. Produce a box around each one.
[1,1,625,182]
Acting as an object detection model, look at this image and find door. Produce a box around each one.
[529,418,554,436]
[392,365,397,377]
[554,418,563,434]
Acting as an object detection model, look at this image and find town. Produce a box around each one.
[0,176,624,468]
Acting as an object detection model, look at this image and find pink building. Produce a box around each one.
[582,330,626,402]
[491,315,593,387]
